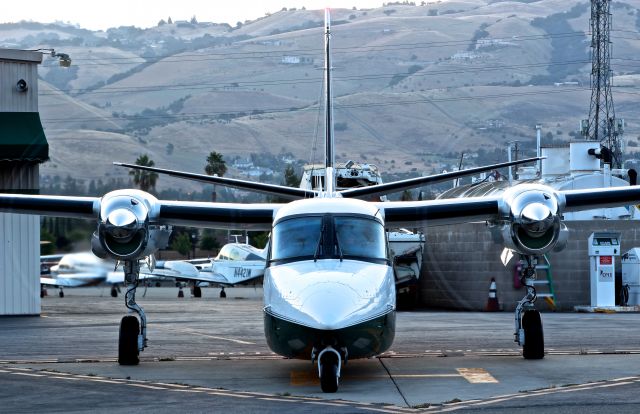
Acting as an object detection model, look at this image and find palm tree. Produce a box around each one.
[205,151,226,202]
[130,154,158,193]
[205,151,227,177]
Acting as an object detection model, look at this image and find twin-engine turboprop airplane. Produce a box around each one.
[2,10,640,392]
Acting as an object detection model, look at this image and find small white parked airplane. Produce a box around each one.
[188,241,267,297]
[39,251,199,297]
[2,10,638,392]
[40,241,266,298]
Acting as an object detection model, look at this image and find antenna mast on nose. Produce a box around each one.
[323,8,336,196]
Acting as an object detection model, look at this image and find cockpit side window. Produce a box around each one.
[271,216,323,262]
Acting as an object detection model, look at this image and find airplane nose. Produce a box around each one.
[299,284,364,330]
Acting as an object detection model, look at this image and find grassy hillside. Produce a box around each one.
[1,1,639,191]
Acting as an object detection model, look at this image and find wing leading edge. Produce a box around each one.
[378,197,501,228]
[0,193,279,231]
[114,162,317,200]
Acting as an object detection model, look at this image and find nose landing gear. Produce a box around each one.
[514,255,544,360]
[118,260,147,365]
[313,346,347,393]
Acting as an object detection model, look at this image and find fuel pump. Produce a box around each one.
[588,232,621,307]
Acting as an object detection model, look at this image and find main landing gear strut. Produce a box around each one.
[118,260,147,365]
[514,255,544,359]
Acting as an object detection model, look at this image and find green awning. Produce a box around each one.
[0,112,49,162]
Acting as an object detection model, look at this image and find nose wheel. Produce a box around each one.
[118,315,140,365]
[315,346,345,393]
[522,309,544,359]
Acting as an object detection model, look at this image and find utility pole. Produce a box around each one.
[581,0,624,168]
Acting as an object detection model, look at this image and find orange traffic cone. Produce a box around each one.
[485,278,500,311]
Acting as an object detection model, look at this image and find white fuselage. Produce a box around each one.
[262,198,397,359]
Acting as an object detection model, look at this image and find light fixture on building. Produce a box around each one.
[52,51,72,67]
[30,48,72,67]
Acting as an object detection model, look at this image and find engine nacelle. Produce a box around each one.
[91,190,171,261]
[495,184,568,256]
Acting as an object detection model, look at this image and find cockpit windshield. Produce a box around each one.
[334,217,386,260]
[270,217,323,262]
[270,214,387,264]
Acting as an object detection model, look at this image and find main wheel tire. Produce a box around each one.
[118,315,140,365]
[110,287,118,298]
[59,290,64,298]
[220,289,227,298]
[193,286,202,298]
[320,354,339,393]
[522,309,544,359]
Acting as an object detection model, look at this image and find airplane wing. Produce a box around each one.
[114,162,317,200]
[562,186,640,212]
[341,157,541,199]
[0,194,98,219]
[0,194,279,231]
[40,274,106,287]
[157,200,279,230]
[152,260,265,285]
[378,197,502,228]
[378,185,640,229]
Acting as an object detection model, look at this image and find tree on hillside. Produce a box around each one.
[283,164,300,187]
[205,151,227,177]
[130,154,158,193]
[205,151,227,201]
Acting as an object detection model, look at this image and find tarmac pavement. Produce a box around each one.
[2,287,640,413]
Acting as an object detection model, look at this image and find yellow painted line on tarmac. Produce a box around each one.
[290,370,319,386]
[457,368,499,384]
[291,368,497,386]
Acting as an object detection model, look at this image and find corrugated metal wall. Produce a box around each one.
[0,60,38,112]
[0,50,42,315]
[0,214,40,315]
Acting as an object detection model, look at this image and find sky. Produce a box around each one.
[3,1,387,31]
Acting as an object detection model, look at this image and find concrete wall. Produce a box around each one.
[420,221,640,311]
